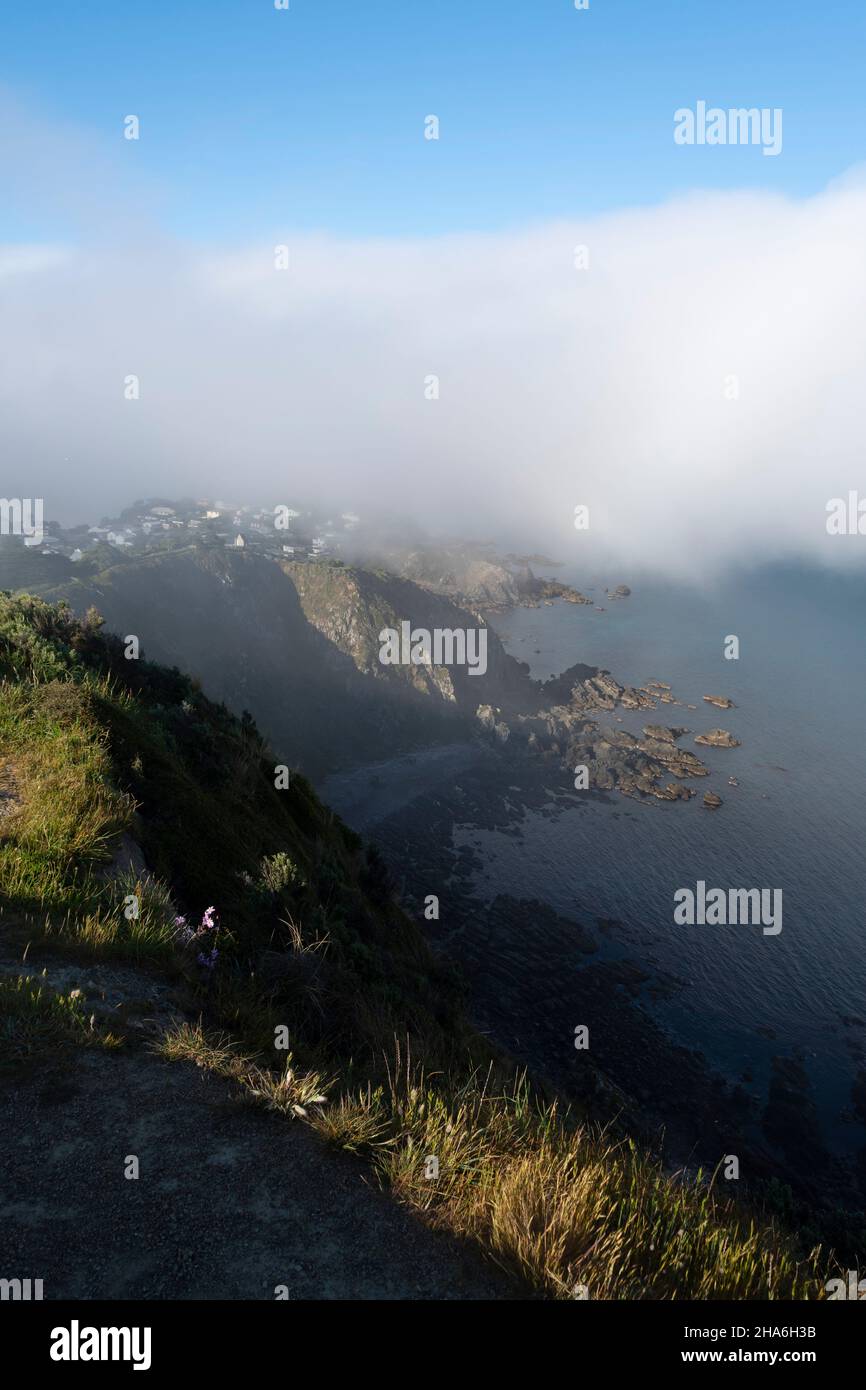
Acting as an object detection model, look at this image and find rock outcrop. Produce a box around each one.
[695,729,741,748]
[642,725,689,744]
[477,696,709,803]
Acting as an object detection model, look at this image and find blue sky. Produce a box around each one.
[2,0,864,241]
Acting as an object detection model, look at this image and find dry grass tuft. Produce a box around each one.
[155,1021,331,1119]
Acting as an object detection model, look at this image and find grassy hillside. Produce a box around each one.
[8,544,511,776]
[0,592,462,1057]
[0,592,832,1299]
[0,542,545,776]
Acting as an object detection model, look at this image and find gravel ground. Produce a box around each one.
[0,953,516,1301]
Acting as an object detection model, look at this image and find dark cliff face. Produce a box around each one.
[281,559,537,712]
[21,547,539,778]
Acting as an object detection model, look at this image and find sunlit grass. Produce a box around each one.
[308,1052,828,1300]
[154,1020,331,1119]
[158,1012,830,1299]
[0,680,134,914]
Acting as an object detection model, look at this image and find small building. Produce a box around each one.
[234,533,246,548]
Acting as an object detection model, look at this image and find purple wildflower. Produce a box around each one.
[173,915,195,945]
[198,906,218,935]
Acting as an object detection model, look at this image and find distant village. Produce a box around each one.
[31,499,362,566]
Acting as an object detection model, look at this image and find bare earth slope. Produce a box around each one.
[0,951,511,1301]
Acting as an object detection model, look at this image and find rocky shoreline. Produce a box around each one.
[476,666,723,804]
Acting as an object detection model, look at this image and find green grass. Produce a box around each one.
[0,680,134,914]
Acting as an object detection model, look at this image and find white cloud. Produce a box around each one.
[2,112,865,576]
[0,245,69,279]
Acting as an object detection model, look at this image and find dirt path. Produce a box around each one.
[0,953,515,1300]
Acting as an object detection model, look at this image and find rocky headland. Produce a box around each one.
[10,530,740,810]
[354,540,593,612]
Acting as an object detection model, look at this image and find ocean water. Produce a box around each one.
[482,563,866,1151]
[325,562,866,1155]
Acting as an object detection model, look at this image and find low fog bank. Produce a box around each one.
[3,94,865,581]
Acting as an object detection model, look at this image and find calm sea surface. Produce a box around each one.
[327,563,866,1153]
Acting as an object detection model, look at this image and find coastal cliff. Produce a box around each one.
[0,593,828,1300]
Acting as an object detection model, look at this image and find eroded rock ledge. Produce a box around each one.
[477,666,717,802]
